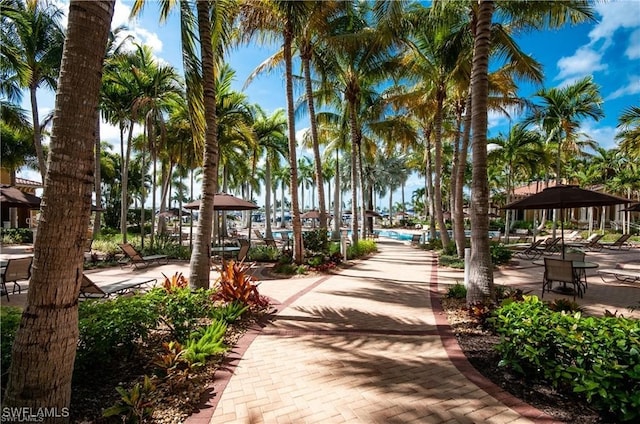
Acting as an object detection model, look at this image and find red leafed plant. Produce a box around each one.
[212,260,268,307]
[161,272,189,293]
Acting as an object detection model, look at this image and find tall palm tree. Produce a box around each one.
[2,0,65,181]
[464,0,594,305]
[525,76,604,183]
[488,124,544,240]
[253,107,288,239]
[4,0,114,411]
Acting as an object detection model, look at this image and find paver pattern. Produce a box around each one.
[189,240,547,424]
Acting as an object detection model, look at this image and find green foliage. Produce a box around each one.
[272,263,307,275]
[247,245,280,261]
[547,298,584,313]
[302,229,328,253]
[445,283,467,299]
[490,242,513,265]
[491,296,640,422]
[147,234,190,259]
[182,320,228,366]
[209,300,249,324]
[146,287,214,342]
[441,242,458,256]
[103,375,155,423]
[346,240,377,259]
[0,228,33,244]
[77,296,160,372]
[424,239,443,251]
[438,255,465,269]
[1,306,22,381]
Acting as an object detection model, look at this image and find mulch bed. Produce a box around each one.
[441,297,605,424]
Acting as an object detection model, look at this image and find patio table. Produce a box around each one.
[533,260,599,294]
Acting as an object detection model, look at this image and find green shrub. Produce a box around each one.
[438,255,465,269]
[247,245,280,261]
[490,242,512,265]
[302,229,328,253]
[491,296,640,422]
[77,296,160,372]
[209,301,249,324]
[182,320,228,366]
[0,228,33,244]
[445,283,467,299]
[346,240,377,259]
[146,287,214,342]
[1,306,22,382]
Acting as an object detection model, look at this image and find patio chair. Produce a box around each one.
[80,274,156,298]
[601,234,632,250]
[597,268,640,284]
[564,251,587,289]
[565,230,582,241]
[569,233,604,251]
[511,238,546,260]
[1,257,32,301]
[543,258,584,300]
[539,236,562,255]
[236,238,251,262]
[410,233,422,245]
[118,243,169,269]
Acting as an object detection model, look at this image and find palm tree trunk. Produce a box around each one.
[4,0,114,413]
[265,158,273,239]
[467,0,495,305]
[454,93,471,256]
[189,0,219,289]
[332,151,341,240]
[433,86,450,247]
[302,56,327,229]
[121,121,134,243]
[283,22,303,262]
[93,112,102,236]
[424,127,437,240]
[349,107,360,245]
[29,86,47,181]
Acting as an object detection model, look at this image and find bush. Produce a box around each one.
[445,283,467,299]
[0,228,33,244]
[346,240,377,259]
[76,296,160,372]
[302,229,328,253]
[490,242,512,265]
[1,306,22,382]
[491,296,640,422]
[146,287,214,342]
[439,255,465,269]
[247,245,280,262]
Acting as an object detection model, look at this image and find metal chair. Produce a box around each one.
[543,258,583,300]
[1,257,33,301]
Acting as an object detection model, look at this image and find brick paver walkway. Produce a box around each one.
[187,240,553,424]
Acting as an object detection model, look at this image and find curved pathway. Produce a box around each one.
[187,239,555,424]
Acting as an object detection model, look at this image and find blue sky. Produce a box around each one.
[21,0,640,208]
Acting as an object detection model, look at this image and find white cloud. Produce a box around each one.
[590,1,640,46]
[606,76,640,100]
[99,120,142,149]
[556,46,607,82]
[626,28,640,59]
[580,122,618,150]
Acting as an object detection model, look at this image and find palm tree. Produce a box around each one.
[253,107,288,239]
[4,0,114,411]
[615,105,640,159]
[2,0,65,181]
[488,124,544,240]
[464,0,595,305]
[525,76,604,183]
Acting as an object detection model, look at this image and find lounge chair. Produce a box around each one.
[80,274,156,298]
[543,258,584,300]
[1,257,32,301]
[118,243,169,269]
[597,268,640,284]
[568,233,604,251]
[237,238,251,262]
[539,236,562,255]
[510,238,546,260]
[600,234,632,250]
[410,234,422,245]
